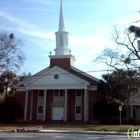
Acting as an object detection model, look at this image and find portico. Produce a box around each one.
[23,88,90,122]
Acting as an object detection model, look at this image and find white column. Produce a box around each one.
[30,91,33,120]
[24,90,28,121]
[43,90,47,121]
[131,105,133,118]
[84,89,87,122]
[64,89,67,121]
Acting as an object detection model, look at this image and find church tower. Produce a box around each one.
[55,0,70,55]
[49,0,75,71]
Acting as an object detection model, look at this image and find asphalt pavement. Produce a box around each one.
[0,132,130,140]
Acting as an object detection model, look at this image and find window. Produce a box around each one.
[76,106,81,114]
[38,106,43,114]
[76,90,82,96]
[54,90,64,97]
[54,90,59,96]
[39,90,44,97]
[60,90,64,96]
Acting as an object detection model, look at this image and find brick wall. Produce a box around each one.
[32,90,38,121]
[50,58,71,71]
[16,91,25,120]
[68,89,75,121]
[46,90,53,122]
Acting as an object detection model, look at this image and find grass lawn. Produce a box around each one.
[0,123,140,132]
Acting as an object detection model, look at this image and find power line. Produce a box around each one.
[33,10,139,30]
[25,53,100,61]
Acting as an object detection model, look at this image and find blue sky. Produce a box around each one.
[0,0,140,79]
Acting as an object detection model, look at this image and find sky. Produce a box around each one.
[0,0,140,79]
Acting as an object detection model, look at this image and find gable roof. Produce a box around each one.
[71,66,99,84]
[16,66,90,89]
[16,67,50,87]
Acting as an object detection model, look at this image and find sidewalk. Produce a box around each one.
[0,126,127,135]
[41,130,127,135]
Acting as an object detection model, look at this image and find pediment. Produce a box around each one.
[24,66,89,86]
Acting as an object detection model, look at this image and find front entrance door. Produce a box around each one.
[52,107,64,120]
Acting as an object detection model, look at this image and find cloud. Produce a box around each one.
[0,11,35,29]
[0,11,55,40]
[20,0,56,5]
[0,7,57,11]
[70,36,116,53]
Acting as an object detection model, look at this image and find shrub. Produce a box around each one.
[93,99,126,118]
[0,101,21,122]
[100,116,136,125]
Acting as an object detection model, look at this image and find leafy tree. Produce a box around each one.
[0,32,25,71]
[98,69,140,118]
[19,72,31,82]
[0,71,18,99]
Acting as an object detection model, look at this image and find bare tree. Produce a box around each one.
[95,26,140,70]
[0,32,25,72]
[94,26,140,118]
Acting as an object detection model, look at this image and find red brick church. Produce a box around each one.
[16,0,100,123]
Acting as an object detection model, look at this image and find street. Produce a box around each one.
[0,132,134,140]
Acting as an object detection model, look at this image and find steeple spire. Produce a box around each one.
[54,0,71,55]
[59,0,65,31]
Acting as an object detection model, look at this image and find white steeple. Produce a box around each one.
[59,0,65,31]
[55,0,71,55]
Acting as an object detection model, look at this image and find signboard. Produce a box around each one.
[119,106,122,111]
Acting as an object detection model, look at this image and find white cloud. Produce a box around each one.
[0,7,57,11]
[20,0,56,5]
[0,11,55,40]
[70,36,116,54]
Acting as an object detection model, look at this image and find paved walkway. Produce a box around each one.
[0,126,127,135]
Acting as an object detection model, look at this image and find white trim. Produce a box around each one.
[16,67,50,87]
[22,66,89,86]
[26,84,88,90]
[49,54,76,61]
[88,86,98,91]
[71,66,99,82]
[16,87,26,91]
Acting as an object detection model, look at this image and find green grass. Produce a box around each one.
[0,123,140,132]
